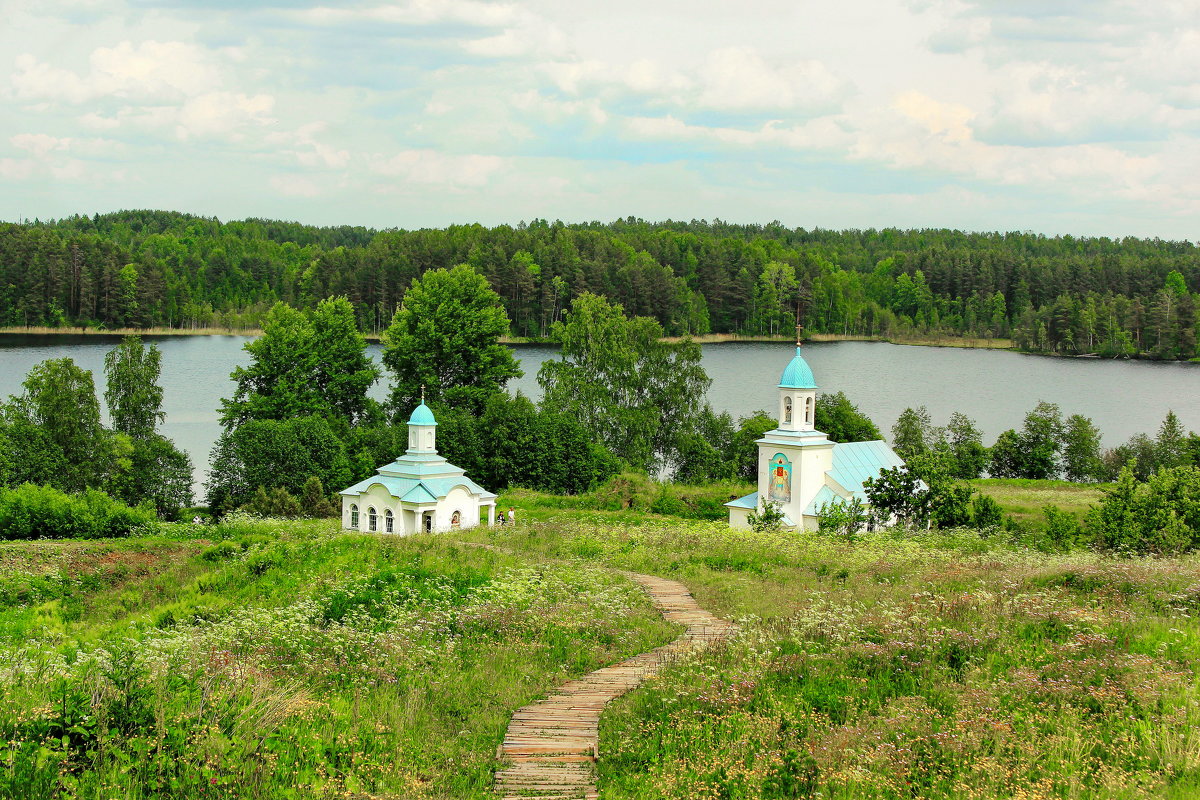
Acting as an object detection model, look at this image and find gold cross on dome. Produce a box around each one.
[421,384,425,404]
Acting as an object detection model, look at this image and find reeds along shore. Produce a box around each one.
[0,325,1016,350]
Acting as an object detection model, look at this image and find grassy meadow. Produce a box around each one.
[5,480,1198,800]
[0,516,677,799]
[461,516,1200,800]
[973,478,1111,527]
[505,475,1113,531]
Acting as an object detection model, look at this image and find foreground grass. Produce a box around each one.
[0,517,677,799]
[463,518,1200,799]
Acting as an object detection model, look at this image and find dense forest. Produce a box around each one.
[1,210,1198,359]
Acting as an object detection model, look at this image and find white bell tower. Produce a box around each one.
[745,327,835,529]
[406,388,438,455]
[777,327,818,431]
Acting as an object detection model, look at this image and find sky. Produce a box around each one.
[1,0,1198,239]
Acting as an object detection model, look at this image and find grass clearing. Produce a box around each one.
[6,505,1197,799]
[0,517,677,799]
[463,517,1200,799]
[973,478,1111,525]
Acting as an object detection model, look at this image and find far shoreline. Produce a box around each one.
[0,325,1017,352]
[11,327,1180,362]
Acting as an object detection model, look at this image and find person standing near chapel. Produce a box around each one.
[507,507,515,526]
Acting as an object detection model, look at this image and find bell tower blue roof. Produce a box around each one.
[407,402,437,426]
[778,347,818,389]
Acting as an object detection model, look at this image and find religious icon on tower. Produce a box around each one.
[768,453,791,503]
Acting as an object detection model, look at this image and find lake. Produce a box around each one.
[1,333,1198,493]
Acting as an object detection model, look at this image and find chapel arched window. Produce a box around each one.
[805,396,813,424]
[368,507,377,532]
[784,397,793,423]
[385,509,394,533]
[350,504,359,529]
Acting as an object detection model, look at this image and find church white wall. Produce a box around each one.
[729,507,751,530]
[756,440,834,526]
[777,389,817,433]
[433,485,479,532]
[797,446,833,514]
[342,483,491,535]
[342,484,406,534]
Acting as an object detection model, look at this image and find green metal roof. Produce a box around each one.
[778,347,818,389]
[803,485,842,516]
[339,473,496,502]
[408,402,437,426]
[401,483,439,503]
[725,492,758,510]
[826,440,906,500]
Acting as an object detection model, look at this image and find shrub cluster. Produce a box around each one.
[0,483,156,540]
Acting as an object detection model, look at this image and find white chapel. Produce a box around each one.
[339,401,497,534]
[726,343,906,532]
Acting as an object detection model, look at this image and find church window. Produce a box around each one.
[784,397,793,423]
[368,507,377,531]
[426,431,433,448]
[805,396,813,424]
[350,504,359,528]
[385,509,394,533]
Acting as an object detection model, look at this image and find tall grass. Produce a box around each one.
[0,519,677,799]
[465,517,1200,799]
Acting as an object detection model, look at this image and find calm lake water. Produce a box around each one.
[1,333,1198,492]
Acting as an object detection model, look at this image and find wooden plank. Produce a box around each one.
[494,571,735,799]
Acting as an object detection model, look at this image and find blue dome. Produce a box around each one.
[778,347,818,389]
[407,402,438,426]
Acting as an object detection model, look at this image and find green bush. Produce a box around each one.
[0,483,157,540]
[1088,464,1200,555]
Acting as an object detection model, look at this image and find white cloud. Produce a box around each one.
[893,91,974,144]
[79,112,121,131]
[623,115,847,150]
[542,59,608,95]
[460,12,568,58]
[9,133,123,160]
[10,54,93,104]
[511,90,607,125]
[274,122,352,169]
[0,158,35,180]
[372,149,505,188]
[695,47,846,113]
[3,0,1199,237]
[11,133,70,158]
[11,40,222,104]
[287,0,523,29]
[175,92,275,140]
[270,174,320,198]
[543,47,847,119]
[850,91,1162,201]
[50,159,86,181]
[975,62,1171,144]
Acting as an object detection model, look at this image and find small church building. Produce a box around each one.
[339,402,497,534]
[727,344,905,532]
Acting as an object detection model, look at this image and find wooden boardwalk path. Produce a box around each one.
[494,572,735,799]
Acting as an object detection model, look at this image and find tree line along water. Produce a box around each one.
[2,211,1198,359]
[1,333,1197,490]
